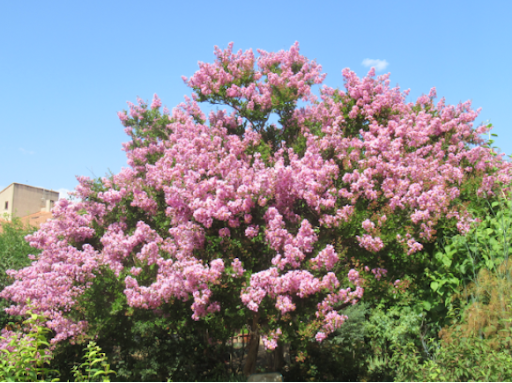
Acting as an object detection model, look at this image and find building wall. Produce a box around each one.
[0,183,59,220]
[0,184,15,219]
[12,184,59,218]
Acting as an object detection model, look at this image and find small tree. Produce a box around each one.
[2,42,511,377]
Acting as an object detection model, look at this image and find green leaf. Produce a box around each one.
[92,370,107,378]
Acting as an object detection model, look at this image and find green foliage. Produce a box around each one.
[440,264,512,348]
[0,217,39,328]
[427,197,512,310]
[0,309,59,382]
[387,199,512,382]
[50,275,247,382]
[283,304,368,381]
[363,304,427,381]
[0,310,118,383]
[331,302,366,346]
[395,272,512,381]
[71,341,117,382]
[410,337,512,382]
[281,197,512,382]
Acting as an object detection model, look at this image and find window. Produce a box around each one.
[4,201,7,210]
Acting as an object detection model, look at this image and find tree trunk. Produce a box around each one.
[273,341,285,371]
[243,313,260,376]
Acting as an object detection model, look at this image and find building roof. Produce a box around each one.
[0,212,54,233]
[19,211,54,228]
[0,182,59,195]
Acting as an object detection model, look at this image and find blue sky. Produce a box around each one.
[1,0,511,198]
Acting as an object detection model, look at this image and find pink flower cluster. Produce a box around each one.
[309,245,338,271]
[183,42,324,116]
[261,328,282,350]
[2,42,511,347]
[356,234,385,252]
[371,268,387,281]
[230,258,245,278]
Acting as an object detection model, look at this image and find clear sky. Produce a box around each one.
[1,0,511,198]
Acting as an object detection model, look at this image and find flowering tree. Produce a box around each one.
[2,42,511,375]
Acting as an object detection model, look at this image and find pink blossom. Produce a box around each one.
[320,272,340,291]
[219,228,230,237]
[356,234,384,252]
[151,93,162,110]
[323,311,347,333]
[406,239,424,255]
[245,225,259,239]
[315,332,327,343]
[261,328,282,350]
[371,268,387,281]
[310,245,338,271]
[348,269,360,284]
[262,335,278,350]
[362,219,375,232]
[275,295,296,314]
[117,111,129,124]
[231,258,245,277]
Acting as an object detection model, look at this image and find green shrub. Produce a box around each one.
[390,198,512,382]
[291,197,512,381]
[71,341,117,382]
[0,309,59,382]
[0,217,39,328]
[0,308,118,382]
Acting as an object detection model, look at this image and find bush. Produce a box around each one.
[0,308,118,382]
[0,217,39,328]
[391,198,512,381]
[0,309,59,382]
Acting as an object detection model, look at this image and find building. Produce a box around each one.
[0,183,59,220]
[19,210,54,228]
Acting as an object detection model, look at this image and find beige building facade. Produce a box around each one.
[0,183,59,220]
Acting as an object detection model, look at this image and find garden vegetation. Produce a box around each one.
[1,43,512,381]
